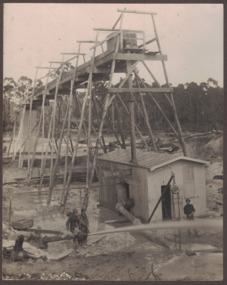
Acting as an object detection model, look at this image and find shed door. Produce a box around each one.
[183,165,196,198]
[161,185,172,220]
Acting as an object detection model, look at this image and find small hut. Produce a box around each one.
[97,149,208,222]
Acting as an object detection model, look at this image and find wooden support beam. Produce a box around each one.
[114,99,126,149]
[49,67,65,188]
[77,40,100,44]
[93,28,119,32]
[138,38,156,48]
[92,96,107,153]
[136,74,179,139]
[118,9,157,15]
[20,69,39,167]
[49,55,78,65]
[115,53,167,61]
[48,104,69,204]
[134,75,157,152]
[95,97,122,147]
[35,67,57,70]
[28,63,52,181]
[82,33,121,211]
[94,28,144,33]
[64,43,82,187]
[112,14,122,29]
[151,14,187,156]
[116,93,151,151]
[128,75,137,164]
[109,87,172,93]
[141,61,161,86]
[38,66,65,189]
[60,32,100,212]
[148,175,174,223]
[60,52,86,55]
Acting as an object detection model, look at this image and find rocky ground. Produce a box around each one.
[2,133,223,281]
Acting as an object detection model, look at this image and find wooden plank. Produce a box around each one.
[60,52,86,55]
[35,67,57,70]
[138,38,156,48]
[123,177,140,186]
[93,28,119,32]
[127,61,137,164]
[118,9,156,15]
[77,40,100,43]
[94,28,144,33]
[112,14,122,29]
[109,87,172,93]
[136,74,179,139]
[115,53,167,61]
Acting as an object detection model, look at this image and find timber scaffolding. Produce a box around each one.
[13,8,187,212]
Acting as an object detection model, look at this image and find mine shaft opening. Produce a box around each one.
[161,185,172,220]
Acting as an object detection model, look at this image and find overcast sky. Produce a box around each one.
[3,3,223,87]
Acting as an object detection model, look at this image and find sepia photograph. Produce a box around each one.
[2,3,223,281]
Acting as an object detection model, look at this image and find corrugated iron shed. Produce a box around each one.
[97,149,208,171]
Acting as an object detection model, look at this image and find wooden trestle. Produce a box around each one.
[14,8,187,212]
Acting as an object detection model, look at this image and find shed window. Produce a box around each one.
[183,165,195,198]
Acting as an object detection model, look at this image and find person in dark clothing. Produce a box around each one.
[66,208,80,233]
[184,199,195,220]
[78,209,89,246]
[184,199,199,236]
[123,198,135,212]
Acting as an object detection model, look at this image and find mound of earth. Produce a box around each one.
[198,136,223,160]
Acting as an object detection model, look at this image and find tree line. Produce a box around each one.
[3,76,223,135]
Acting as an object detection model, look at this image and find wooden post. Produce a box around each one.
[60,32,100,212]
[116,93,151,151]
[82,31,120,211]
[39,64,64,190]
[49,64,65,184]
[134,74,157,151]
[64,44,81,187]
[60,89,90,212]
[114,99,126,149]
[47,104,69,204]
[151,14,187,156]
[119,12,124,50]
[13,104,26,161]
[127,61,137,164]
[95,96,122,147]
[82,94,115,211]
[92,96,107,153]
[7,116,17,156]
[136,74,179,139]
[28,63,52,181]
[86,82,93,196]
[9,195,12,228]
[20,68,39,168]
[148,174,174,223]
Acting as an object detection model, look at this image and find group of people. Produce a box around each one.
[66,208,89,247]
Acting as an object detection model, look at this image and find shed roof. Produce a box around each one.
[97,149,208,171]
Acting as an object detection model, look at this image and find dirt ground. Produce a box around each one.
[2,134,223,281]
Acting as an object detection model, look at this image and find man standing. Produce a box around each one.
[78,208,89,246]
[184,199,195,220]
[184,199,199,236]
[66,208,80,233]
